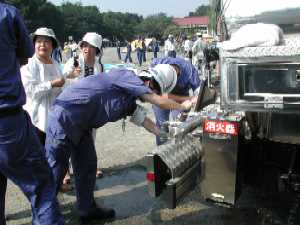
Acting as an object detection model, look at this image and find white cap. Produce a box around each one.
[168,34,174,39]
[32,27,59,48]
[148,64,177,93]
[79,32,102,51]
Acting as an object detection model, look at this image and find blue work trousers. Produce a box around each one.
[0,110,64,225]
[117,47,121,60]
[137,49,143,66]
[124,52,132,63]
[152,105,181,145]
[45,122,97,216]
[142,50,146,62]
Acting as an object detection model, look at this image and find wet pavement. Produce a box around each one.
[5,48,298,225]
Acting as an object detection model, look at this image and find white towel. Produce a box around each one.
[218,23,284,51]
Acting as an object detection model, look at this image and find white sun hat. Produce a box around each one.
[32,27,59,48]
[79,32,102,52]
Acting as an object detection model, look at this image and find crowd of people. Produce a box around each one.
[109,33,211,76]
[0,2,205,224]
[164,32,211,74]
[61,32,210,74]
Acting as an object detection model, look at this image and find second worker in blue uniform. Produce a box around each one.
[151,57,201,145]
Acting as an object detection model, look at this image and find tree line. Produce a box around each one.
[7,0,210,44]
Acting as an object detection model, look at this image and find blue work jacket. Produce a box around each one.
[0,3,34,110]
[50,69,152,144]
[151,57,200,96]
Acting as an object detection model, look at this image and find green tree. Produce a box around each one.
[163,25,182,40]
[102,11,142,41]
[189,5,210,16]
[6,0,187,45]
[7,0,64,42]
[7,0,42,31]
[60,2,103,42]
[136,13,173,40]
[35,2,64,41]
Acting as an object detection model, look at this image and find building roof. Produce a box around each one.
[173,16,209,26]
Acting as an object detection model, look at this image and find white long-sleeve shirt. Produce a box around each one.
[192,38,207,59]
[63,53,103,84]
[184,40,193,51]
[21,55,65,132]
[164,39,176,56]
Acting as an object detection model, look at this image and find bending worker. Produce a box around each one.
[45,64,193,223]
[151,56,201,145]
[63,32,105,186]
[0,2,65,225]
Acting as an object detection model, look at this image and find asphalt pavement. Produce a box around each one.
[5,48,290,225]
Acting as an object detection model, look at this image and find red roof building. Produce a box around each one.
[173,16,209,34]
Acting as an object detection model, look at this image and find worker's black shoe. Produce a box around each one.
[80,206,115,224]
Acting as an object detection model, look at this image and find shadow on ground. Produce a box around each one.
[6,159,299,225]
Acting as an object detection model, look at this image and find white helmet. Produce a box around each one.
[149,64,177,93]
[32,27,59,48]
[79,32,102,51]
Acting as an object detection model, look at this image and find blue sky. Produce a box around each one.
[49,0,209,17]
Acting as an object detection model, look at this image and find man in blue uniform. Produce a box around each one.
[0,2,65,225]
[151,57,201,145]
[45,64,192,223]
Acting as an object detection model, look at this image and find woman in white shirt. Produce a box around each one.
[63,32,104,179]
[22,27,65,144]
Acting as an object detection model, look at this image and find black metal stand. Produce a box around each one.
[280,149,300,225]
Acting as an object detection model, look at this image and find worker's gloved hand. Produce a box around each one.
[158,130,169,144]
